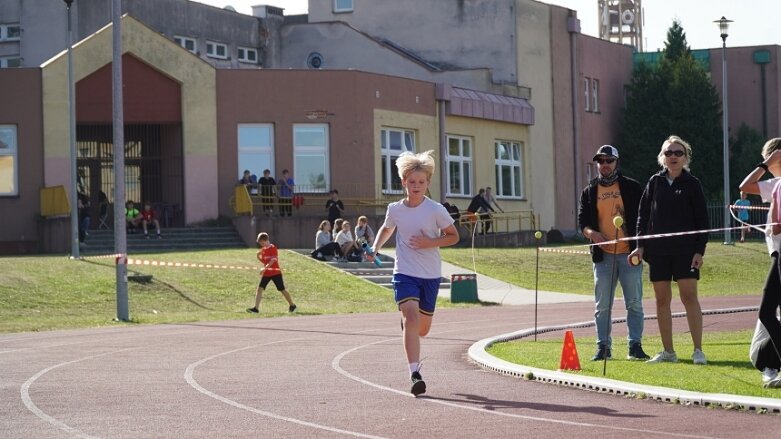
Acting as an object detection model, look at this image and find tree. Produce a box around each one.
[730,124,765,197]
[620,20,724,201]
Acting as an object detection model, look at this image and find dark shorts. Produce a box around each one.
[259,274,285,291]
[392,273,441,315]
[646,254,700,282]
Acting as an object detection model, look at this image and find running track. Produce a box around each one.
[2,296,778,438]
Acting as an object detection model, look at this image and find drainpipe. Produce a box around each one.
[436,83,451,201]
[567,14,582,231]
[753,50,771,138]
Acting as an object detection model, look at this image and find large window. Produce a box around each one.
[206,41,228,59]
[584,77,591,112]
[446,135,472,197]
[0,23,21,42]
[494,140,523,199]
[380,128,415,193]
[237,124,274,180]
[237,46,258,64]
[174,36,197,54]
[293,124,329,192]
[0,125,18,196]
[591,78,600,113]
[333,0,353,12]
[0,56,21,68]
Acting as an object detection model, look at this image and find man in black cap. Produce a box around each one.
[578,145,649,361]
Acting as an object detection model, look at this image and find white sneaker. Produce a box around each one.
[646,350,678,363]
[762,368,780,388]
[692,349,707,365]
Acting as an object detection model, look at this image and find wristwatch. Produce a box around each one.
[757,162,769,172]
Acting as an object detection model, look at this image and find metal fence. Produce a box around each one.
[706,201,768,241]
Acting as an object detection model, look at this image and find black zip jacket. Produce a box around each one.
[636,169,708,256]
[578,173,643,263]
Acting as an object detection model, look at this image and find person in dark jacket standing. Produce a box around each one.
[630,135,709,365]
[578,145,649,361]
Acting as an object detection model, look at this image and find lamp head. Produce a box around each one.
[63,0,74,7]
[714,16,733,41]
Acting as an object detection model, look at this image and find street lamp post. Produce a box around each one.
[715,16,733,245]
[64,0,79,258]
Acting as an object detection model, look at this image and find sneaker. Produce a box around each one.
[646,350,678,363]
[627,342,650,360]
[692,349,707,365]
[246,307,259,313]
[590,344,611,361]
[410,371,426,396]
[763,368,781,388]
[288,304,297,313]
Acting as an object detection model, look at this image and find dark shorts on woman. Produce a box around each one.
[259,274,285,291]
[646,253,699,282]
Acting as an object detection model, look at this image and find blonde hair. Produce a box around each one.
[657,135,692,170]
[357,215,367,224]
[256,232,269,243]
[318,220,330,231]
[396,150,436,180]
[761,138,781,160]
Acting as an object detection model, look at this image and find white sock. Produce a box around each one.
[408,362,419,374]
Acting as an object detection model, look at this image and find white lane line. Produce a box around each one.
[21,348,135,439]
[184,335,387,439]
[331,323,720,439]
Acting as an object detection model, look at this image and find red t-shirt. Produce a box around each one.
[141,208,155,221]
[259,244,281,277]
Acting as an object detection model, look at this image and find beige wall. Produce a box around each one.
[41,16,218,225]
[443,115,530,211]
[516,1,556,229]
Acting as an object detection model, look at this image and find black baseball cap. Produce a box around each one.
[592,145,619,161]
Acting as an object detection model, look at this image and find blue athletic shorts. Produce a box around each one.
[392,273,441,315]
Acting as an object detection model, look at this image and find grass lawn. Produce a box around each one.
[441,241,770,296]
[487,330,780,400]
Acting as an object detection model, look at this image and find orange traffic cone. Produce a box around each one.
[559,330,581,371]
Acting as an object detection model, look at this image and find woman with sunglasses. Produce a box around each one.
[630,135,709,365]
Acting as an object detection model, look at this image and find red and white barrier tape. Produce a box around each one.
[539,248,590,255]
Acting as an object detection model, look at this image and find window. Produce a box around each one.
[584,77,591,112]
[237,124,274,181]
[206,41,228,59]
[0,23,21,41]
[591,78,600,113]
[380,128,415,193]
[174,36,197,54]
[293,124,329,192]
[0,56,21,68]
[237,46,258,64]
[446,135,472,197]
[333,0,353,12]
[0,125,18,196]
[494,141,523,198]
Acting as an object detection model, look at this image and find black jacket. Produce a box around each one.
[466,194,493,213]
[636,170,708,256]
[578,173,643,262]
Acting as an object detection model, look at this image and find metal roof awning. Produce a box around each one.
[446,86,535,125]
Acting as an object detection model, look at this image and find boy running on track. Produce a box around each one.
[247,232,297,314]
[366,150,459,396]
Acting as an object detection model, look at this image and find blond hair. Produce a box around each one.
[318,220,330,230]
[357,215,367,223]
[396,150,436,180]
[657,135,692,170]
[256,232,269,243]
[761,138,781,160]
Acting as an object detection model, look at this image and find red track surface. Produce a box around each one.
[2,295,778,438]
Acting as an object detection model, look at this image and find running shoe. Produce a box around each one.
[646,350,678,363]
[246,307,259,313]
[627,342,650,360]
[692,349,707,365]
[410,371,426,396]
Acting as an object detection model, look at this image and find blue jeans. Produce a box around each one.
[593,253,644,347]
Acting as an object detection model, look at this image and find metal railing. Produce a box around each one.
[706,201,768,240]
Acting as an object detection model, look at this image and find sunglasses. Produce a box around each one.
[595,158,616,165]
[663,150,686,157]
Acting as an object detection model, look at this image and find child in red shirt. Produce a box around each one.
[141,202,162,239]
[247,232,297,314]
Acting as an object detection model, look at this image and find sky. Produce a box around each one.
[196,0,780,51]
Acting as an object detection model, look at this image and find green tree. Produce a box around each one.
[730,123,765,198]
[620,20,724,201]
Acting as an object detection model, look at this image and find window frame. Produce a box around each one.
[445,135,473,197]
[0,23,21,42]
[333,0,354,13]
[494,140,524,200]
[0,124,19,196]
[206,40,228,60]
[237,46,258,64]
[380,127,416,194]
[0,56,21,68]
[584,77,591,112]
[293,123,330,193]
[174,35,197,54]
[237,123,275,182]
[591,78,600,113]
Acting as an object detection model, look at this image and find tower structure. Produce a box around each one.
[598,0,643,51]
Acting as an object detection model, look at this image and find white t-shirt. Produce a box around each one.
[335,230,354,246]
[381,197,455,279]
[315,230,331,249]
[758,177,781,255]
